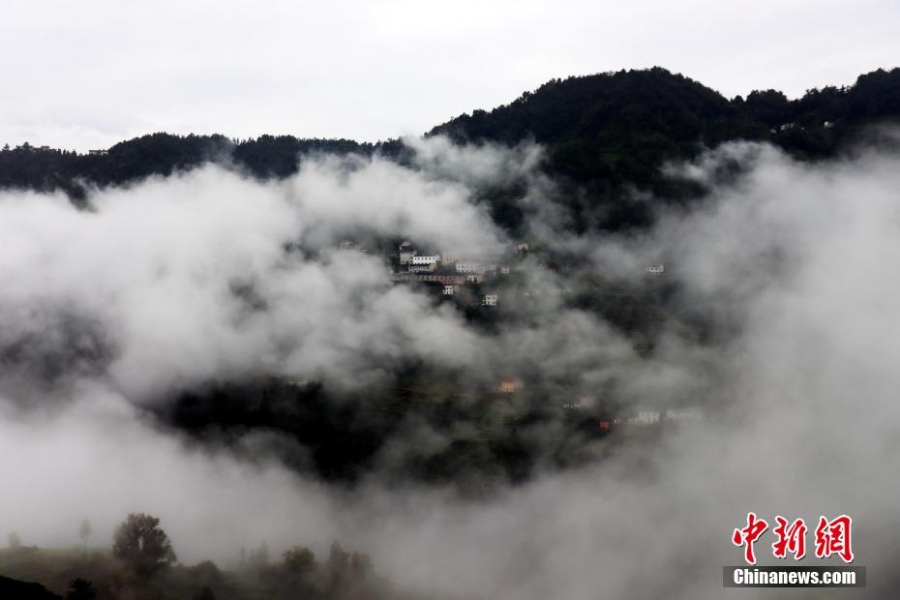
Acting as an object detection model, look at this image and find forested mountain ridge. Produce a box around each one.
[429,67,900,228]
[0,135,375,202]
[2,67,899,228]
[432,66,900,165]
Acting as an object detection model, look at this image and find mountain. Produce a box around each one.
[2,67,900,229]
[0,134,373,204]
[432,66,900,171]
[428,67,900,228]
[431,67,751,183]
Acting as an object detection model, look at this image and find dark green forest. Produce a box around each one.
[3,67,900,232]
[428,66,900,230]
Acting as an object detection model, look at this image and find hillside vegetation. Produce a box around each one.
[2,67,899,231]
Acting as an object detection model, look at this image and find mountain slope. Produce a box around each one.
[430,67,759,184]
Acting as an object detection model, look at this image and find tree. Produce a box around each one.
[282,546,316,573]
[247,540,269,568]
[79,519,92,551]
[350,551,373,578]
[277,546,319,598]
[192,586,215,600]
[745,89,791,126]
[66,578,96,600]
[326,541,350,585]
[112,513,177,578]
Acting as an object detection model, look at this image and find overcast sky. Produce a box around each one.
[3,0,898,152]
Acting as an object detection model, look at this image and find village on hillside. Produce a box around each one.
[382,239,531,307]
[317,238,700,435]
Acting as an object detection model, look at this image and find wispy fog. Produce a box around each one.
[2,137,899,598]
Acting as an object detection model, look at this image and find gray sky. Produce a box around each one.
[2,0,898,151]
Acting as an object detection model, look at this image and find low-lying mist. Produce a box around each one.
[2,136,899,598]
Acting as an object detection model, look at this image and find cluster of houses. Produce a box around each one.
[771,121,835,134]
[21,145,108,155]
[390,240,529,306]
[598,407,702,430]
[493,382,702,433]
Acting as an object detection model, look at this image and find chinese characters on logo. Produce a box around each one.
[732,513,853,564]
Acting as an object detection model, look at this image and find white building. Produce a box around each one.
[665,408,702,421]
[442,285,458,295]
[409,263,437,273]
[624,411,661,425]
[482,294,498,306]
[456,262,486,274]
[646,264,665,275]
[408,255,439,272]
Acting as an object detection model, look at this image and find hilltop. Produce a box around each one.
[2,66,900,231]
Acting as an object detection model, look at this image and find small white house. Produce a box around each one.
[442,285,458,295]
[482,294,498,306]
[646,264,665,275]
